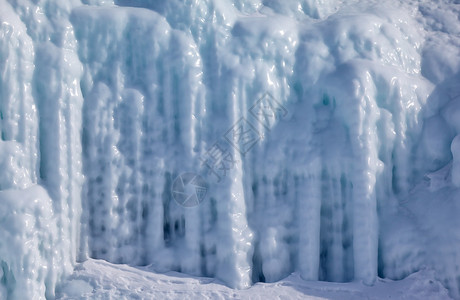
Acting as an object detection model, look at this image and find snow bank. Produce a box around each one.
[56,258,452,300]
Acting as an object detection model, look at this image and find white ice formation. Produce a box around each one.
[1,0,460,299]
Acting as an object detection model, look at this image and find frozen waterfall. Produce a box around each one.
[1,0,460,299]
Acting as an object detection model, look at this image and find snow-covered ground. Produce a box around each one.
[56,259,451,300]
[1,0,460,299]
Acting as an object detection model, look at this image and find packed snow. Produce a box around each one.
[56,258,451,299]
[0,0,460,299]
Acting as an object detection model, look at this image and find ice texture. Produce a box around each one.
[1,0,460,299]
[0,186,73,299]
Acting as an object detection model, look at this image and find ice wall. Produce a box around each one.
[1,0,460,298]
[0,0,83,298]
